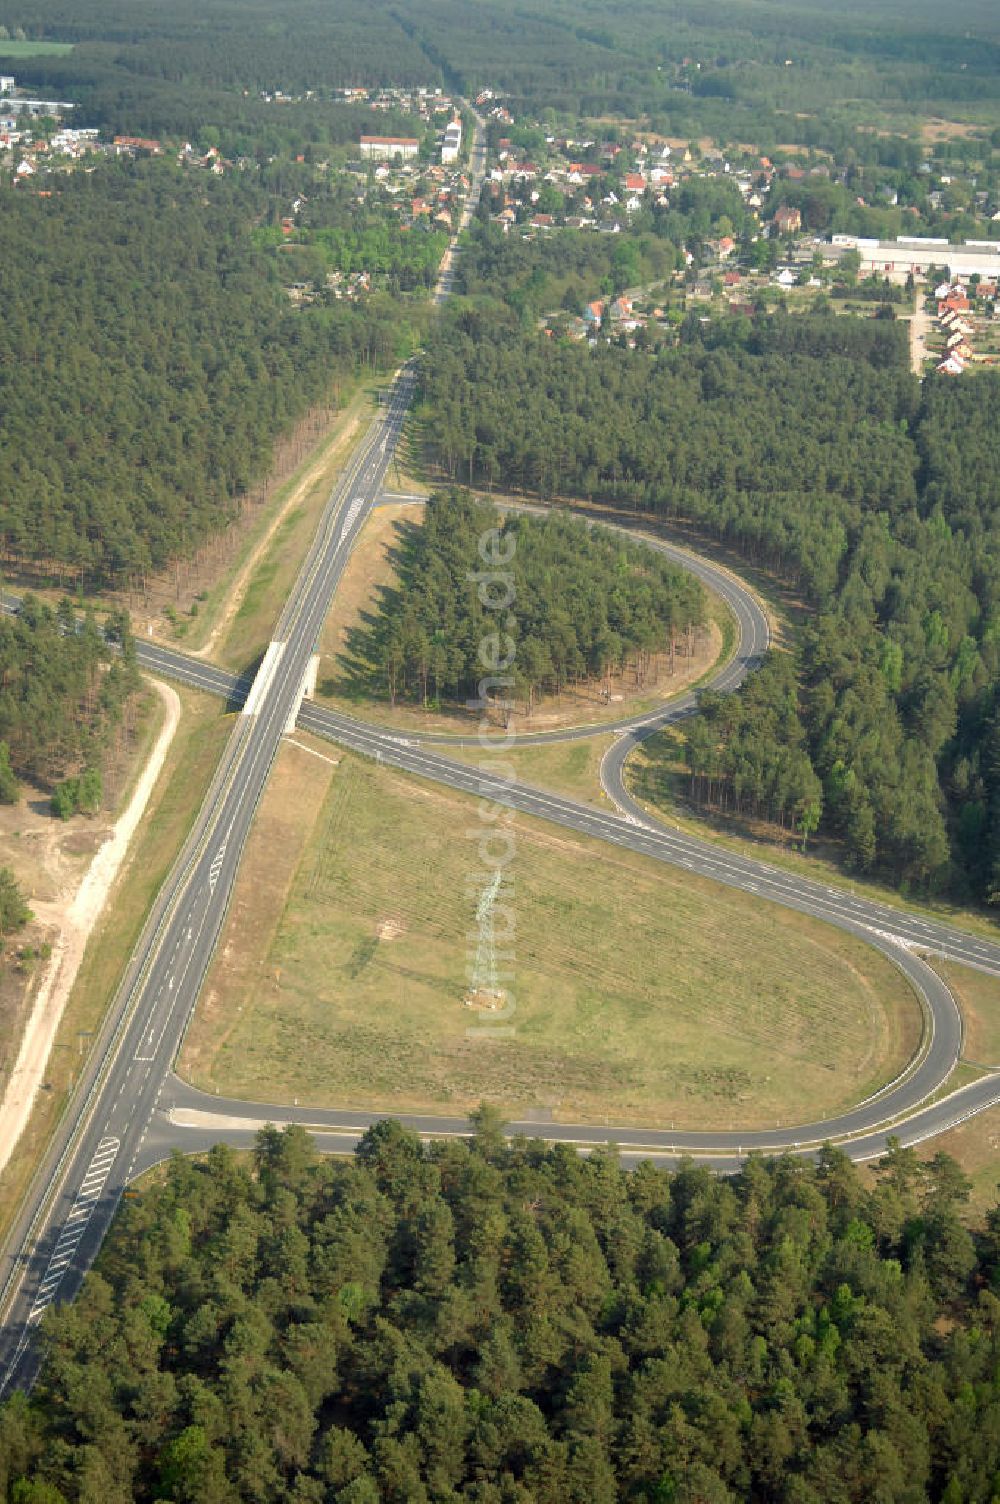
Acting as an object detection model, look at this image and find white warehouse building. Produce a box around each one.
[832,234,1000,281]
[359,134,420,161]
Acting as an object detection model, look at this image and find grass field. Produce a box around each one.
[0,40,73,56]
[935,960,1000,1067]
[443,736,616,807]
[317,503,729,737]
[181,748,920,1131]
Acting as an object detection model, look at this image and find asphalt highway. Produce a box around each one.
[148,1065,1000,1173]
[135,543,1000,984]
[0,113,491,1392]
[3,103,1000,1392]
[0,371,416,1392]
[128,530,1000,1162]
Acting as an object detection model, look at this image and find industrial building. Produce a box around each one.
[832,234,1000,281]
[359,134,420,161]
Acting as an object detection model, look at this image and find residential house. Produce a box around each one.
[772,204,802,235]
[113,135,162,156]
[441,118,462,164]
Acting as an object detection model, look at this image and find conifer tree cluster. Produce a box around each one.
[347,491,706,712]
[419,311,1000,897]
[0,597,138,791]
[3,1123,1000,1502]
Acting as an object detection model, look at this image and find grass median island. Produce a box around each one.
[443,735,616,807]
[182,748,919,1130]
[936,960,1000,1066]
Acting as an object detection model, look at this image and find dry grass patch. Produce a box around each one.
[181,734,337,1084]
[318,503,414,677]
[919,118,984,143]
[935,961,1000,1067]
[183,752,919,1131]
[442,737,615,808]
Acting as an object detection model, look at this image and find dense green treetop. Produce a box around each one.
[4,0,999,150]
[3,1123,1000,1501]
[0,596,138,788]
[417,305,1000,898]
[343,490,705,710]
[0,162,414,589]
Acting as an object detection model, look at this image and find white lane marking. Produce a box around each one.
[285,738,340,766]
[208,842,227,894]
[25,1137,120,1325]
[340,496,365,538]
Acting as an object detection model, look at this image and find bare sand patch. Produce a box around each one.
[0,678,180,1178]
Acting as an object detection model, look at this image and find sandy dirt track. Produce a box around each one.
[0,678,180,1179]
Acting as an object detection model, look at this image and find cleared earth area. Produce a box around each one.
[181,744,920,1130]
